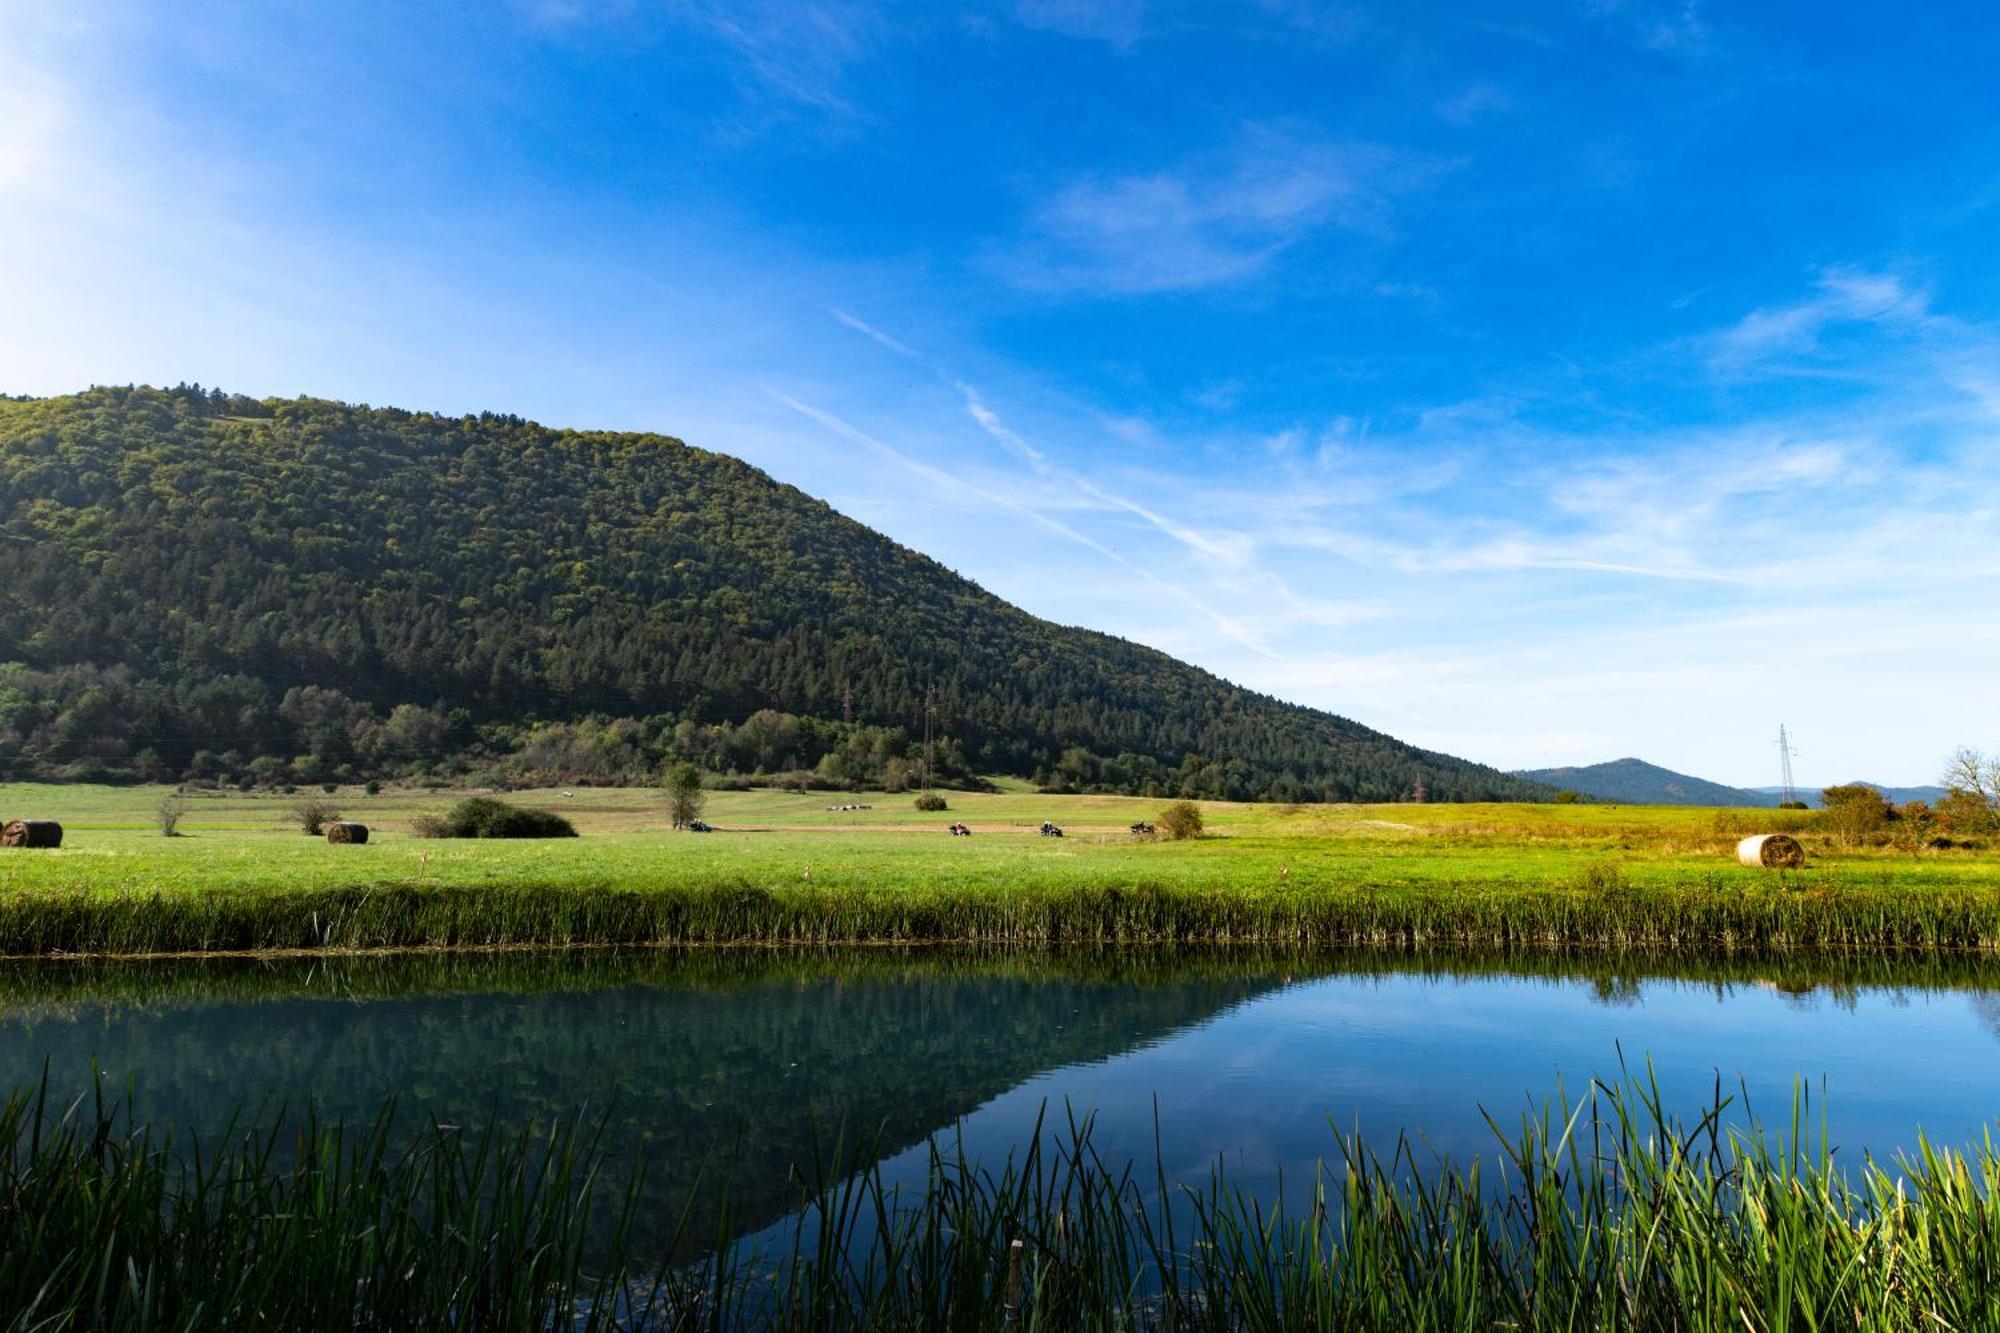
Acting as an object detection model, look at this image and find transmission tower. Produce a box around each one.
[1775,724,1798,806]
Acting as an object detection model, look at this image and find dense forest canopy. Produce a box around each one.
[0,386,1549,801]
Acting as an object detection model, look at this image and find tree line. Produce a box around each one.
[1817,748,2000,849]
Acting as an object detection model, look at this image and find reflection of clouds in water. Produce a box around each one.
[1972,994,2000,1042]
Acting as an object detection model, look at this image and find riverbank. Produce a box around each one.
[0,783,1992,957]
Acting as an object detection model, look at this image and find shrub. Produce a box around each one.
[290,798,340,836]
[438,796,577,839]
[364,780,382,796]
[409,814,449,839]
[1554,789,1581,804]
[913,792,949,812]
[1157,801,1203,840]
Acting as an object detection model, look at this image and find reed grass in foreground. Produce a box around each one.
[6,1072,1999,1330]
[5,870,2000,957]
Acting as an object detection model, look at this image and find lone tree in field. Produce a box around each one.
[156,795,186,837]
[663,762,706,830]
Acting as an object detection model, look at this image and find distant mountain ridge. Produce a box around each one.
[1747,784,1951,809]
[1517,757,1951,808]
[1513,758,1774,807]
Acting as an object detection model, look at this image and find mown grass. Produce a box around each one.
[7,1069,1999,1330]
[0,784,1992,957]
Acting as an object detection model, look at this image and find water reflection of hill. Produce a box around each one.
[3,945,1998,1253]
[0,949,1288,1252]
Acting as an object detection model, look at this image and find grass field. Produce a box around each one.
[0,783,1993,956]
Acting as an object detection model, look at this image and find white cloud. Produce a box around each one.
[771,391,1277,655]
[1004,130,1425,294]
[1012,0,1147,47]
[829,308,918,357]
[1709,269,1931,365]
[1437,81,1511,125]
[518,0,885,112]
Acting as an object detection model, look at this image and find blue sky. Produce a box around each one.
[3,0,1997,785]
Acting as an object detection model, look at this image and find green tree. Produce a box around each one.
[663,762,706,830]
[1935,786,1998,838]
[1820,784,1892,846]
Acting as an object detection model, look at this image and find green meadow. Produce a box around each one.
[0,783,1993,957]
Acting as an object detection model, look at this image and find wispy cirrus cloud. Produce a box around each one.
[1586,0,1710,55]
[517,0,888,112]
[1001,129,1432,294]
[1011,0,1147,47]
[1708,269,1931,366]
[771,389,1276,653]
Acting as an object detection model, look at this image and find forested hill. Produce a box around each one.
[0,385,1547,801]
[1514,758,1774,807]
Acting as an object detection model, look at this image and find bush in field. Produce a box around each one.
[290,798,340,836]
[1820,785,1892,846]
[1554,789,1581,804]
[409,814,449,839]
[1156,801,1203,840]
[438,796,577,839]
[1935,787,1999,838]
[913,792,949,812]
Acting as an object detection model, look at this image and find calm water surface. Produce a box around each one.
[3,949,1998,1247]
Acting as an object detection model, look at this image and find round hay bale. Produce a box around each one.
[1737,833,1805,868]
[325,821,370,845]
[1,819,63,849]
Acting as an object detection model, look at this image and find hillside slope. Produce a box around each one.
[1515,758,1774,807]
[0,385,1546,801]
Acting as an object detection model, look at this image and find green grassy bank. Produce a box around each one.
[6,1071,1998,1331]
[0,784,1993,957]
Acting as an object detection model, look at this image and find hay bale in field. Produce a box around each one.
[325,821,370,845]
[1,820,63,849]
[1737,833,1805,868]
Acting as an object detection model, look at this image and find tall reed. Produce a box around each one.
[5,869,2000,957]
[6,1070,1999,1329]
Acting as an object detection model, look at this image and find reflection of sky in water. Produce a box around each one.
[839,974,2000,1217]
[5,956,2000,1257]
